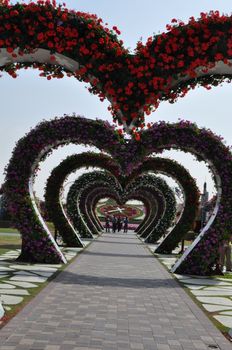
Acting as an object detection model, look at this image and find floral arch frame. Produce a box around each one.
[45,152,120,245]
[132,120,232,275]
[68,178,166,238]
[45,152,194,247]
[3,115,232,275]
[66,171,122,238]
[89,187,156,233]
[1,3,232,131]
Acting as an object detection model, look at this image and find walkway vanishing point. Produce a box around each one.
[0,233,231,350]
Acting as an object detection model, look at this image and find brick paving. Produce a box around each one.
[0,233,231,350]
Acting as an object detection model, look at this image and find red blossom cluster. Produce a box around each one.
[0,2,232,132]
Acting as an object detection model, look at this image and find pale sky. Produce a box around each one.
[1,0,232,199]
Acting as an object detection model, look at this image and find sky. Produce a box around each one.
[1,0,232,200]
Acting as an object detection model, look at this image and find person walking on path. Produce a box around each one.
[123,216,128,233]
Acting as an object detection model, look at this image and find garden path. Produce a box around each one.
[0,233,231,350]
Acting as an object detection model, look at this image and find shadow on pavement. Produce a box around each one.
[55,271,178,289]
[83,250,154,258]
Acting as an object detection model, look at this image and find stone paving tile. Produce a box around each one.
[0,233,232,349]
[0,247,90,322]
[157,254,232,331]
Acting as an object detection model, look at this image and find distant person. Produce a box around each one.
[117,216,122,232]
[219,237,232,272]
[112,215,117,233]
[123,216,128,233]
[105,216,110,232]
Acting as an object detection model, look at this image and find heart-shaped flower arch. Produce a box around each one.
[3,116,122,263]
[66,171,122,238]
[85,187,157,235]
[85,186,156,234]
[70,184,153,237]
[66,172,171,239]
[1,2,232,131]
[3,115,232,275]
[77,186,122,235]
[45,152,121,245]
[45,152,196,248]
[129,158,200,251]
[124,174,176,241]
[135,121,232,275]
[86,187,164,238]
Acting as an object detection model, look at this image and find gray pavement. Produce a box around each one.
[0,233,231,350]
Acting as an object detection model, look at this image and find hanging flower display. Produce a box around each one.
[0,2,232,131]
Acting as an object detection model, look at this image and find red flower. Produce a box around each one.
[37,33,44,41]
[47,41,54,48]
[6,47,14,53]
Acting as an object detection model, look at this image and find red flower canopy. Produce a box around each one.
[0,1,232,132]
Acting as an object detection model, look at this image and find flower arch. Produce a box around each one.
[3,116,122,263]
[77,183,165,238]
[126,174,176,241]
[3,115,232,274]
[66,172,173,239]
[129,157,200,249]
[66,171,122,238]
[132,120,232,275]
[89,188,154,233]
[1,2,232,130]
[45,152,196,247]
[45,152,120,245]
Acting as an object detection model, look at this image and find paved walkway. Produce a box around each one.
[0,233,231,350]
